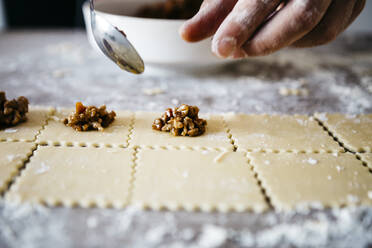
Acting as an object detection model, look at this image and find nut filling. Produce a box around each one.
[63,102,116,131]
[0,91,29,127]
[152,104,207,137]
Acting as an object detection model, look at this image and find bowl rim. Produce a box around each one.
[84,1,190,23]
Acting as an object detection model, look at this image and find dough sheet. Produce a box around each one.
[6,146,135,208]
[2,111,372,212]
[248,152,372,211]
[131,149,268,212]
[315,113,372,152]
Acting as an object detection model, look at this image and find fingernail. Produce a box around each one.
[212,37,237,58]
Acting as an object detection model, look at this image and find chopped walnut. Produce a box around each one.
[63,102,116,131]
[152,104,207,137]
[136,0,203,19]
[0,91,29,127]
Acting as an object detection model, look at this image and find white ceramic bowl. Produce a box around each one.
[82,0,230,70]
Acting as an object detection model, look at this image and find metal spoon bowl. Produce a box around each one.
[90,0,144,74]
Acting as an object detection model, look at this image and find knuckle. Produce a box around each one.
[294,0,314,12]
[293,0,321,30]
[296,14,318,31]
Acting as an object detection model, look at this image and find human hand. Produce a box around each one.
[179,0,366,58]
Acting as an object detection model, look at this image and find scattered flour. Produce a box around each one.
[179,228,194,241]
[50,116,60,121]
[214,151,229,163]
[4,128,18,133]
[86,216,98,229]
[316,113,328,122]
[347,195,360,204]
[306,158,318,165]
[0,200,372,247]
[145,225,170,245]
[296,118,307,126]
[6,155,19,162]
[198,225,227,248]
[52,69,67,78]
[34,162,50,175]
[171,99,180,105]
[279,87,309,97]
[142,88,165,96]
[336,165,344,172]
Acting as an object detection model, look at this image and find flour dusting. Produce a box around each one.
[35,162,50,175]
[198,225,227,248]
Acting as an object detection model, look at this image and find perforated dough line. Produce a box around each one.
[245,153,274,211]
[313,116,372,174]
[125,112,136,148]
[130,145,228,152]
[314,116,351,153]
[126,147,139,206]
[222,116,237,151]
[355,154,372,174]
[0,138,35,143]
[37,140,127,149]
[241,149,344,154]
[131,201,260,213]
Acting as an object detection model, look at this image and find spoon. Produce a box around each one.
[90,0,144,74]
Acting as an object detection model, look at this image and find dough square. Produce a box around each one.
[0,142,36,193]
[0,108,52,142]
[315,113,372,152]
[224,114,341,152]
[248,152,372,211]
[359,153,372,169]
[37,108,133,148]
[131,149,268,212]
[6,146,135,208]
[130,112,233,151]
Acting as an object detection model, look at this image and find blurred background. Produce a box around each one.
[0,0,371,32]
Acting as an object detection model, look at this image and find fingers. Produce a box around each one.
[346,0,366,28]
[179,0,238,42]
[292,0,356,48]
[211,0,282,58]
[241,0,332,56]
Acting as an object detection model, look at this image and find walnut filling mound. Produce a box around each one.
[153,104,207,137]
[0,91,29,127]
[63,102,116,131]
[136,0,203,20]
